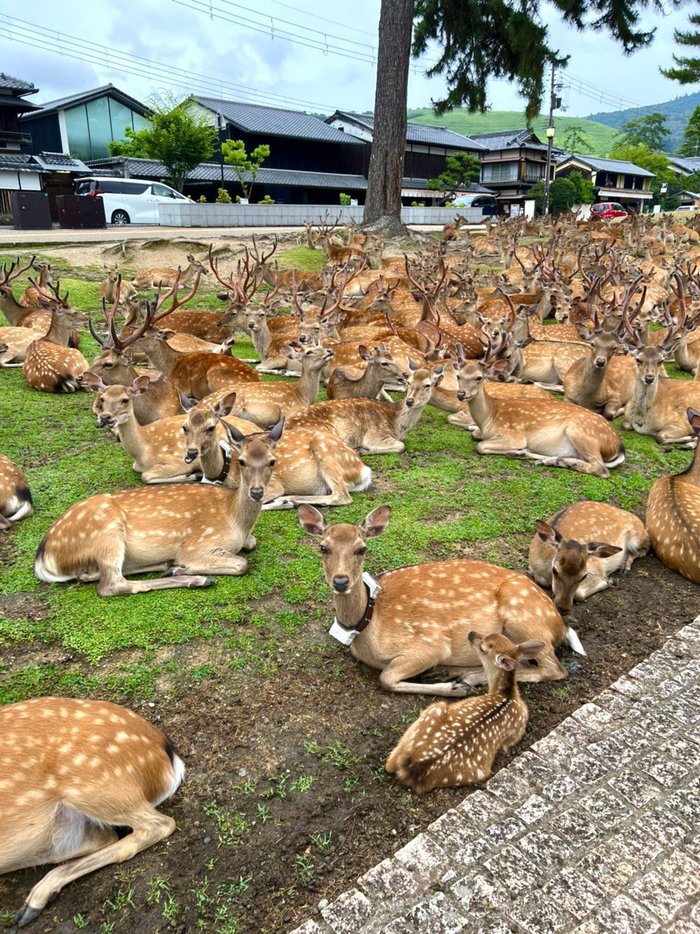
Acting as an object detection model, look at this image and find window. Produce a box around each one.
[481,162,518,182]
[523,163,544,182]
[64,105,91,161]
[85,97,111,160]
[151,184,177,198]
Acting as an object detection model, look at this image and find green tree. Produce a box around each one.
[529,180,545,214]
[662,3,700,84]
[678,106,700,157]
[566,170,595,204]
[615,113,670,152]
[108,93,216,191]
[548,178,577,215]
[427,151,481,200]
[560,125,592,153]
[364,0,658,228]
[221,139,270,201]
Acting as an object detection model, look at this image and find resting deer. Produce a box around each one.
[131,254,208,290]
[455,360,625,477]
[99,265,137,305]
[0,454,33,529]
[22,304,89,392]
[563,330,637,419]
[441,215,467,242]
[326,343,406,400]
[288,365,443,453]
[385,632,543,792]
[298,504,581,694]
[529,502,649,611]
[35,421,283,595]
[646,407,700,583]
[1,697,184,926]
[183,393,372,508]
[622,312,700,445]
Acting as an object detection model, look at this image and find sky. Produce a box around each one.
[0,0,693,120]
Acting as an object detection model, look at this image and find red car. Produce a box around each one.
[590,202,628,220]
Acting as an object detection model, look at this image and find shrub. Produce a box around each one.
[216,188,232,204]
[258,194,276,205]
[198,194,208,203]
[410,200,426,207]
[339,192,351,206]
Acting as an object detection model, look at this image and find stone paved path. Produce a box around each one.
[293,616,700,934]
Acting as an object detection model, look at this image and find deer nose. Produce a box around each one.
[249,486,264,501]
[595,358,606,368]
[332,575,350,592]
[644,374,655,384]
[184,448,199,463]
[97,415,112,428]
[405,398,415,408]
[456,391,466,401]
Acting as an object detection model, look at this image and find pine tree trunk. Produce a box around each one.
[363,0,414,232]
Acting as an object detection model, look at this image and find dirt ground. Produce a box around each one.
[2,557,697,934]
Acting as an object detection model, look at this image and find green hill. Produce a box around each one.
[587,91,700,153]
[407,108,618,156]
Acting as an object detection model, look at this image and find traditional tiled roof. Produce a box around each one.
[195,97,361,145]
[469,128,549,152]
[328,111,485,150]
[557,153,656,178]
[0,72,38,94]
[21,84,149,119]
[0,153,45,172]
[669,156,700,174]
[32,152,92,173]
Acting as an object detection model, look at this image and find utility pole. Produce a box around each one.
[542,61,559,216]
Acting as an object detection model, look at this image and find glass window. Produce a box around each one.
[109,98,139,141]
[152,184,176,198]
[65,105,91,161]
[85,96,111,159]
[482,162,518,182]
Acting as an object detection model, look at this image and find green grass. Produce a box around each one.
[407,108,619,156]
[0,247,693,705]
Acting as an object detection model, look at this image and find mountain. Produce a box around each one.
[587,91,700,153]
[406,108,618,157]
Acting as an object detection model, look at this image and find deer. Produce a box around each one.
[131,253,208,290]
[288,365,443,453]
[529,502,650,611]
[326,343,406,400]
[0,454,33,529]
[182,393,373,508]
[385,632,543,792]
[1,696,184,926]
[0,258,71,338]
[19,261,55,309]
[35,421,283,595]
[646,408,700,583]
[622,303,700,445]
[441,215,468,242]
[99,264,137,304]
[21,302,89,393]
[455,358,625,477]
[298,504,583,695]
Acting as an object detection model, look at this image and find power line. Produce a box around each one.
[0,13,343,112]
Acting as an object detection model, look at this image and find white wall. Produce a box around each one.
[158,203,485,227]
[0,170,42,191]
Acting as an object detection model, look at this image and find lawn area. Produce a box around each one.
[0,240,697,933]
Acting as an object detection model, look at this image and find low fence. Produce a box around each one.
[157,203,485,228]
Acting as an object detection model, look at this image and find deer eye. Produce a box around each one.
[269,459,276,467]
[206,426,215,433]
[182,426,189,434]
[552,568,559,578]
[238,458,246,467]
[319,545,329,555]
[355,546,366,556]
[103,362,113,368]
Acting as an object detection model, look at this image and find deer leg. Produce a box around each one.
[97,568,214,596]
[379,652,469,697]
[141,463,199,484]
[241,535,256,552]
[602,400,623,420]
[476,438,528,457]
[15,807,175,928]
[260,476,295,510]
[575,575,610,600]
[0,515,11,530]
[362,435,404,454]
[169,548,250,577]
[656,429,696,446]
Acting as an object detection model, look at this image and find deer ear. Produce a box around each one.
[358,345,371,361]
[298,504,326,537]
[536,520,561,547]
[280,344,298,359]
[222,421,245,448]
[496,654,516,671]
[408,358,417,371]
[82,372,106,393]
[158,329,177,341]
[587,542,623,558]
[130,375,151,395]
[178,390,195,412]
[214,392,237,418]
[688,407,700,433]
[360,505,391,538]
[516,640,545,659]
[467,631,482,646]
[119,349,133,364]
[268,417,285,444]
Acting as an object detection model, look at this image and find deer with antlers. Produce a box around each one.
[621,286,700,444]
[386,632,543,792]
[315,213,366,264]
[19,261,55,309]
[1,697,184,926]
[131,253,208,290]
[0,454,33,529]
[529,502,649,611]
[455,344,625,476]
[646,408,700,583]
[288,364,443,453]
[0,257,59,335]
[35,420,283,595]
[298,504,581,694]
[182,392,373,508]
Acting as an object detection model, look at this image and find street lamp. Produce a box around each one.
[217,113,227,190]
[543,125,555,216]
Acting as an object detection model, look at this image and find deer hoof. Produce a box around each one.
[191,576,215,588]
[15,902,42,927]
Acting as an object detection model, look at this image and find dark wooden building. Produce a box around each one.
[0,73,44,214]
[470,129,559,208]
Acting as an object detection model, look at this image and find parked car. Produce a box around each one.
[451,193,500,216]
[75,177,189,225]
[590,202,628,220]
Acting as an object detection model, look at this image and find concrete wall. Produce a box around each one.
[157,202,484,227]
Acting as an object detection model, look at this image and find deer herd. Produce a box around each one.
[1,210,700,921]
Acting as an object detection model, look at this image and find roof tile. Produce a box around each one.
[196,97,361,145]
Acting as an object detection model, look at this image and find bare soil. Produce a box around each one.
[2,557,698,934]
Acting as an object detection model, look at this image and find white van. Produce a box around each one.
[450,193,499,216]
[75,176,189,225]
